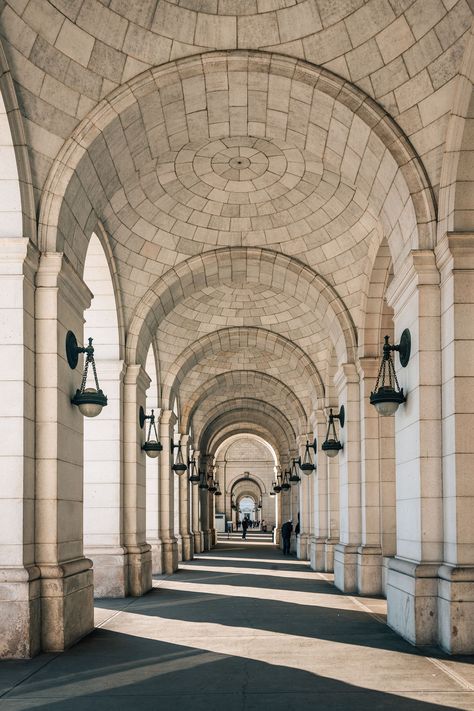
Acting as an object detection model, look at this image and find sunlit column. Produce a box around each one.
[333,364,361,593]
[158,410,178,573]
[310,410,328,571]
[385,251,442,646]
[179,433,193,560]
[0,239,39,657]
[35,254,94,652]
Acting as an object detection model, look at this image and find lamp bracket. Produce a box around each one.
[139,405,147,429]
[397,328,411,368]
[329,404,345,429]
[66,330,95,370]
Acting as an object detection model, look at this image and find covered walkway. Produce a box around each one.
[1,542,474,710]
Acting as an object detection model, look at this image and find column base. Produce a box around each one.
[149,540,163,575]
[85,547,128,597]
[297,533,310,560]
[0,566,41,658]
[193,531,203,554]
[334,544,358,592]
[126,544,152,596]
[357,545,383,596]
[309,537,327,571]
[386,558,439,646]
[162,538,178,574]
[438,564,474,654]
[181,534,194,561]
[382,556,392,596]
[324,539,337,572]
[210,528,217,547]
[273,528,280,545]
[203,529,212,551]
[39,558,94,652]
[176,534,183,562]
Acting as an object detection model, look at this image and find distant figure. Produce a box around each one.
[242,517,249,539]
[236,519,240,530]
[281,519,293,555]
[262,520,267,532]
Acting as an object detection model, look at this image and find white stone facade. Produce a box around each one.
[0,0,473,657]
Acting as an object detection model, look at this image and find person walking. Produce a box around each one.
[242,517,249,539]
[281,519,293,555]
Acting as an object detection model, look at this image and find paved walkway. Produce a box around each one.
[1,540,474,710]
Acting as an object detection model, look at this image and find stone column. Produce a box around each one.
[385,251,442,646]
[84,360,128,596]
[146,439,162,575]
[357,357,384,595]
[0,239,39,658]
[191,449,203,552]
[436,233,474,653]
[35,253,94,652]
[179,434,193,560]
[297,436,312,560]
[159,410,178,574]
[325,440,340,572]
[201,454,212,550]
[122,365,152,596]
[334,364,361,593]
[310,410,329,571]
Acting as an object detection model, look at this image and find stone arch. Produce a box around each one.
[0,41,35,243]
[198,399,295,457]
[130,247,357,369]
[181,369,308,434]
[207,423,286,465]
[359,236,394,359]
[37,51,436,282]
[438,25,474,236]
[162,326,324,410]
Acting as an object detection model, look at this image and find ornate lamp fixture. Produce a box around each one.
[299,439,317,474]
[289,458,301,483]
[281,469,291,492]
[66,331,107,417]
[370,330,411,416]
[258,497,262,509]
[322,405,345,458]
[214,481,222,497]
[273,473,282,493]
[171,438,187,475]
[188,457,201,484]
[139,406,162,458]
[208,476,218,494]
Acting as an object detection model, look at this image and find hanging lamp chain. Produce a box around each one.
[79,338,101,394]
[373,336,402,393]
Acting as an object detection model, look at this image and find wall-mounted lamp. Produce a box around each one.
[370,330,411,416]
[208,476,218,494]
[66,331,107,417]
[299,439,317,474]
[214,481,222,497]
[273,474,282,493]
[171,438,187,474]
[289,459,301,483]
[322,405,345,458]
[281,469,291,492]
[139,406,162,458]
[188,457,201,483]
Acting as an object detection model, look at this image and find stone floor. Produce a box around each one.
[1,539,474,710]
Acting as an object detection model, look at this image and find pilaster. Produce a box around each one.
[385,250,442,646]
[159,410,178,573]
[35,253,94,652]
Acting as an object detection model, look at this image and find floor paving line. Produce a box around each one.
[345,593,474,693]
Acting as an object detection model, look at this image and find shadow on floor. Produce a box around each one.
[0,630,470,711]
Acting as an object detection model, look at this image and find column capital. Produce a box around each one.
[159,409,177,428]
[436,232,474,274]
[36,252,93,313]
[334,362,358,393]
[386,249,439,312]
[0,237,39,280]
[357,356,379,379]
[123,363,151,391]
[310,409,326,428]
